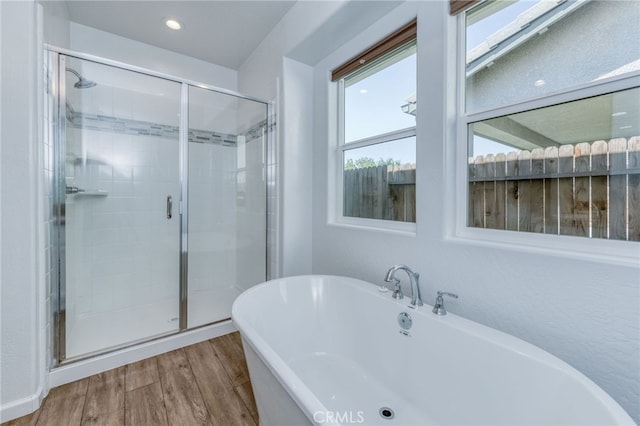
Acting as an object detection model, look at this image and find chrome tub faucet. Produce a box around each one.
[384,265,423,306]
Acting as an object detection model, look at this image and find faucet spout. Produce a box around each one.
[384,264,423,306]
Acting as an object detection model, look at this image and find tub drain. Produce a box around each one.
[379,407,395,420]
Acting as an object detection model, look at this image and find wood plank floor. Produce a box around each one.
[3,332,258,426]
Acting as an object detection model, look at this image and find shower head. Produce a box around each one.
[74,78,97,89]
[65,67,97,89]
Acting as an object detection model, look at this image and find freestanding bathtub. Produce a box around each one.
[231,275,634,426]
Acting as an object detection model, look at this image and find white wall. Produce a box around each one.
[1,6,241,421]
[70,23,237,91]
[41,0,70,48]
[0,0,46,421]
[310,1,640,423]
[237,1,348,278]
[237,0,404,278]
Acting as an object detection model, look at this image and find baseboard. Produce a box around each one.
[49,320,236,388]
[0,384,47,423]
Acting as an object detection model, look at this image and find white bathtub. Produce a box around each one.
[231,275,634,426]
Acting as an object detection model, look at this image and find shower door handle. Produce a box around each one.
[166,196,173,219]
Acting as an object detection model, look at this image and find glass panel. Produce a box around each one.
[187,86,267,328]
[344,43,416,143]
[465,0,640,113]
[467,87,640,240]
[63,56,181,358]
[343,136,416,222]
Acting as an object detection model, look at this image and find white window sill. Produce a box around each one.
[449,226,640,268]
[328,216,417,236]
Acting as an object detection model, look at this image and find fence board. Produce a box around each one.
[387,164,416,222]
[388,165,416,222]
[629,137,640,240]
[468,136,638,241]
[390,184,416,222]
[517,150,532,232]
[356,168,364,217]
[344,165,416,222]
[559,145,576,236]
[409,185,416,221]
[377,166,388,219]
[484,154,497,229]
[573,142,590,237]
[391,184,405,221]
[346,136,639,237]
[530,148,545,233]
[544,147,559,234]
[378,166,389,219]
[344,168,354,217]
[506,152,519,231]
[468,160,476,227]
[495,153,506,230]
[360,167,367,217]
[470,156,485,227]
[609,138,628,240]
[591,140,608,239]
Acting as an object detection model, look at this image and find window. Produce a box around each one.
[462,0,640,241]
[334,20,417,224]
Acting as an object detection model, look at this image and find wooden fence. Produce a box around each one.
[344,164,416,222]
[469,136,640,240]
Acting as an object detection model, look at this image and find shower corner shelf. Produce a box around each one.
[79,190,108,196]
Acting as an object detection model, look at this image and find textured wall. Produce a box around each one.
[310,1,640,422]
[467,1,640,112]
[1,1,44,421]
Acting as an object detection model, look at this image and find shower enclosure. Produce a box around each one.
[48,49,269,362]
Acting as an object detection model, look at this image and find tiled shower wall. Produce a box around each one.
[64,127,182,321]
[266,111,279,280]
[235,127,268,290]
[187,141,238,295]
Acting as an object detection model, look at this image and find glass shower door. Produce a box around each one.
[61,56,182,359]
[187,86,268,327]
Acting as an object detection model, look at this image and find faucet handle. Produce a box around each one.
[433,291,458,315]
[437,291,458,299]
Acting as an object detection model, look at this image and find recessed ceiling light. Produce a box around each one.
[534,79,546,87]
[612,112,627,117]
[620,125,633,130]
[164,18,183,30]
[360,89,368,94]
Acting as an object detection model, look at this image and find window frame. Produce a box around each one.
[454,3,640,266]
[332,39,418,233]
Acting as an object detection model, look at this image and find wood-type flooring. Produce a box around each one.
[3,332,258,426]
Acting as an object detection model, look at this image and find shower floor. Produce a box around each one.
[188,285,244,328]
[65,286,244,359]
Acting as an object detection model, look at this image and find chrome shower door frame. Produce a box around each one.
[47,46,271,366]
[50,51,67,364]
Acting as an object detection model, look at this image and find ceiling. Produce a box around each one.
[474,87,640,152]
[64,1,297,70]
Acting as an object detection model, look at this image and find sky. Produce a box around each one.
[466,1,533,50]
[344,1,540,166]
[344,52,416,165]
